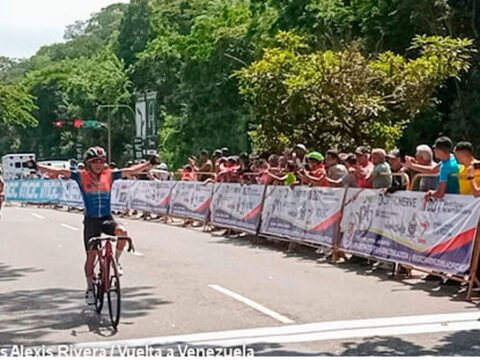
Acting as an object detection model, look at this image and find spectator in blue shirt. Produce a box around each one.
[425,136,459,199]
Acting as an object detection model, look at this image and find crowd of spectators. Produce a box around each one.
[167,136,480,198]
[12,135,480,200]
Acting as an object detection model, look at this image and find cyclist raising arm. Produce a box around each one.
[30,147,157,305]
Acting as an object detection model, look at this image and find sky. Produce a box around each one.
[0,0,129,59]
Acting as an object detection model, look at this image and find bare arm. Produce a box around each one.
[404,157,439,174]
[121,162,153,178]
[426,181,447,199]
[471,180,480,196]
[327,177,343,186]
[266,171,286,182]
[298,171,325,185]
[37,163,71,179]
[467,166,480,196]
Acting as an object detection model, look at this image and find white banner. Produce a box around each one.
[210,183,266,233]
[128,180,175,214]
[340,189,480,274]
[260,186,345,246]
[169,181,213,221]
[111,179,134,211]
[58,180,84,208]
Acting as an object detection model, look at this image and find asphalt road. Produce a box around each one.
[1,205,479,355]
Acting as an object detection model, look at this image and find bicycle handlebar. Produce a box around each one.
[87,236,135,253]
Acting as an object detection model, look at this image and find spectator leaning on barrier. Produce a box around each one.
[403,145,439,192]
[150,163,172,181]
[342,153,358,188]
[267,160,299,186]
[425,136,460,199]
[299,152,328,186]
[292,144,308,170]
[371,149,392,189]
[212,149,223,172]
[454,141,480,195]
[225,157,241,183]
[325,149,349,187]
[267,154,282,184]
[355,146,374,188]
[386,149,407,192]
[221,147,230,157]
[238,153,253,183]
[253,158,272,185]
[181,164,196,181]
[196,150,213,181]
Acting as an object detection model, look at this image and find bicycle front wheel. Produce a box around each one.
[107,257,121,329]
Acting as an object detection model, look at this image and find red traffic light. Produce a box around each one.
[54,120,64,128]
[73,119,84,128]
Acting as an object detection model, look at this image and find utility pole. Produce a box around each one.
[96,104,136,163]
[107,108,112,163]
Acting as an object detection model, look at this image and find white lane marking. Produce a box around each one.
[75,311,480,349]
[209,284,295,324]
[60,223,79,231]
[30,213,45,220]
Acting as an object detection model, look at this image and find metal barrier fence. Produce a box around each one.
[5,177,480,301]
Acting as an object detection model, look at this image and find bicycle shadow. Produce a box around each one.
[0,285,170,346]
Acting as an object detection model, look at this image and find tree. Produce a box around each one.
[237,32,474,153]
[116,0,155,69]
[130,0,256,167]
[0,84,37,126]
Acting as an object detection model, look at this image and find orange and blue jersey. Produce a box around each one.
[71,169,122,218]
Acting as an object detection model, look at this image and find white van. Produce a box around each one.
[1,153,36,180]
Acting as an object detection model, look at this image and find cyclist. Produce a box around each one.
[29,147,157,305]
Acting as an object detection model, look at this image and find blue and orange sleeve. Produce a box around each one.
[112,170,122,182]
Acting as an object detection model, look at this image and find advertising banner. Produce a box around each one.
[5,179,61,203]
[59,180,84,208]
[339,189,480,275]
[111,180,134,211]
[129,180,175,214]
[210,183,266,233]
[169,181,213,221]
[260,186,345,246]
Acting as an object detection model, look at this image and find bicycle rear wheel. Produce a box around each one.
[107,257,121,329]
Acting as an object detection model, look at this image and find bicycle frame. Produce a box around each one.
[95,240,114,293]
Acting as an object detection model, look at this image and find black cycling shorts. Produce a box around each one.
[83,216,119,251]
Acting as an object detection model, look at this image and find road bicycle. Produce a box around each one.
[87,235,134,330]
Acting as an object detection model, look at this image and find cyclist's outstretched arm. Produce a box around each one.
[120,161,154,178]
[36,163,72,179]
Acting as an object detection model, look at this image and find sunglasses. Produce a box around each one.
[88,158,106,165]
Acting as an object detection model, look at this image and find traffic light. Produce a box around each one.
[84,120,102,128]
[54,120,64,128]
[73,119,84,128]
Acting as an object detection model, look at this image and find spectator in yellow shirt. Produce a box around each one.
[454,141,480,195]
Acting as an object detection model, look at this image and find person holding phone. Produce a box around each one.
[454,141,480,195]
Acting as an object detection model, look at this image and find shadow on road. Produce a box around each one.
[0,285,171,346]
[0,263,44,282]
[140,329,480,356]
[208,234,479,304]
